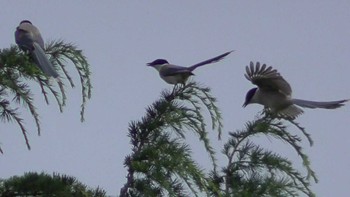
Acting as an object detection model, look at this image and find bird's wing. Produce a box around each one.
[188,50,233,71]
[160,64,192,76]
[245,61,292,96]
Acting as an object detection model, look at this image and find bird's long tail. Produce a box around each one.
[188,50,233,71]
[32,42,59,78]
[292,98,349,109]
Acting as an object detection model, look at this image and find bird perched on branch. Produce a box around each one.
[15,20,58,78]
[147,51,233,85]
[243,61,348,119]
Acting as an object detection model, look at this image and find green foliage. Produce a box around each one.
[120,81,222,196]
[0,172,106,197]
[46,40,92,122]
[0,41,92,151]
[120,82,317,197]
[213,116,317,197]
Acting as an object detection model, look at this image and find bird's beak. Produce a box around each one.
[147,62,152,66]
[242,102,247,108]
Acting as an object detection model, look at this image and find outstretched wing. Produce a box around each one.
[245,61,292,96]
[188,50,233,71]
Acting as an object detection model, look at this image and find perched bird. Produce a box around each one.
[243,61,348,119]
[147,51,233,85]
[15,20,58,78]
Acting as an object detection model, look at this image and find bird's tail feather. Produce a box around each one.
[277,105,304,120]
[32,42,58,78]
[292,98,349,109]
[188,50,233,71]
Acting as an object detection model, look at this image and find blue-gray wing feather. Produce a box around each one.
[160,65,193,77]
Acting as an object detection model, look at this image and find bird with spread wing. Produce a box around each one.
[243,61,348,119]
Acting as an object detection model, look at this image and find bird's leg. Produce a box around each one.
[260,108,268,116]
[171,84,177,96]
[181,82,186,91]
[261,108,276,119]
[170,82,188,100]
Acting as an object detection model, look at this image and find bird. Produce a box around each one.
[243,61,348,119]
[147,51,233,85]
[15,20,58,78]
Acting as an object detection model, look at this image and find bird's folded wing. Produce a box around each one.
[245,61,292,96]
[160,65,192,76]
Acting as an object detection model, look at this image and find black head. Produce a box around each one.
[20,20,32,25]
[147,59,169,67]
[243,87,257,107]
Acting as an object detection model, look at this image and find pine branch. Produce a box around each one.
[0,95,30,150]
[0,40,92,151]
[261,110,313,146]
[174,81,223,139]
[36,77,64,112]
[171,81,223,170]
[46,40,92,122]
[259,118,318,183]
[218,117,317,196]
[0,69,41,136]
[121,82,221,196]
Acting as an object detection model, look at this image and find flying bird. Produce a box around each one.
[147,51,233,85]
[15,20,58,78]
[243,61,348,119]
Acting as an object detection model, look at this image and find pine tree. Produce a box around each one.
[0,172,106,196]
[120,82,317,197]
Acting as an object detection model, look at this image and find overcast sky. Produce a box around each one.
[1,1,349,196]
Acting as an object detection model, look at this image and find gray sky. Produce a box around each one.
[1,1,349,196]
